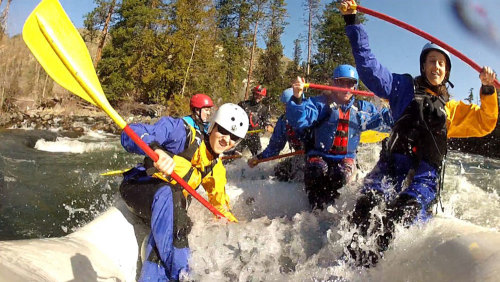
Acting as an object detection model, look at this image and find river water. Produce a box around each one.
[0,128,499,281]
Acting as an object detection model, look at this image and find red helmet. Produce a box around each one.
[190,94,214,109]
[252,85,267,97]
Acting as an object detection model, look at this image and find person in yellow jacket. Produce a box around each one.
[339,0,498,267]
[119,103,248,281]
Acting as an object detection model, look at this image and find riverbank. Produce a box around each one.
[0,97,167,134]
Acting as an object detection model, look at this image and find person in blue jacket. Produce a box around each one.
[287,65,392,209]
[119,103,249,281]
[339,0,498,267]
[182,93,214,135]
[247,88,306,182]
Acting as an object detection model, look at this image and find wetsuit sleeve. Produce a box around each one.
[446,88,498,138]
[202,163,238,222]
[285,97,320,130]
[121,117,187,155]
[345,24,414,120]
[258,117,288,159]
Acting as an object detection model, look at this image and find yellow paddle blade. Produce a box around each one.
[360,130,389,144]
[22,0,98,106]
[22,0,127,129]
[100,168,132,176]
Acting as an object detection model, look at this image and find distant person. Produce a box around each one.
[182,93,214,135]
[287,65,392,210]
[119,103,248,280]
[247,88,306,182]
[340,0,498,267]
[237,85,273,156]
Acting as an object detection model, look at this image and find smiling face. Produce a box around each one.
[423,50,447,86]
[208,124,240,154]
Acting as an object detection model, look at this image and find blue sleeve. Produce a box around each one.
[358,101,393,132]
[345,24,414,120]
[259,117,288,159]
[286,96,328,131]
[121,117,187,155]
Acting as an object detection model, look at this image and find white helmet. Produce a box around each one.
[208,103,249,139]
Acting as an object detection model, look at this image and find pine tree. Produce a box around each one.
[244,0,268,100]
[84,0,119,67]
[97,0,164,102]
[310,1,364,84]
[215,0,252,102]
[256,0,287,105]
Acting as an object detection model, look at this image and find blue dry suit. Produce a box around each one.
[346,24,441,219]
[257,114,304,159]
[286,95,392,161]
[120,117,236,281]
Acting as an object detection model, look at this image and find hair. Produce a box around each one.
[415,75,450,101]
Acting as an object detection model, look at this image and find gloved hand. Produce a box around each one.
[339,0,358,15]
[247,157,259,168]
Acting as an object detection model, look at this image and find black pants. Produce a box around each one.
[304,156,355,209]
[119,177,192,248]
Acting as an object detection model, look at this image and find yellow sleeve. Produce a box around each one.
[202,162,238,222]
[446,88,498,138]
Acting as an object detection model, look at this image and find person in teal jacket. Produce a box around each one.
[340,0,498,267]
[182,93,214,135]
[287,65,392,209]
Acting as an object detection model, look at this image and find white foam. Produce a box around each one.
[34,136,116,153]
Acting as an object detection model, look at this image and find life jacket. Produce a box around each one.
[239,100,269,130]
[144,120,218,198]
[329,108,350,155]
[386,83,448,169]
[284,116,303,151]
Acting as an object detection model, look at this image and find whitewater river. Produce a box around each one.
[0,128,499,281]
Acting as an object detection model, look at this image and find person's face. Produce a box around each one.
[253,93,264,103]
[329,78,356,104]
[199,107,212,123]
[209,124,241,154]
[423,50,447,86]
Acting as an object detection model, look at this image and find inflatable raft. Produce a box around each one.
[0,200,499,281]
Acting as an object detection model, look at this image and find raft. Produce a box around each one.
[0,200,499,281]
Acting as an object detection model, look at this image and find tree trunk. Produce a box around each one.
[244,19,259,100]
[94,0,116,67]
[0,0,12,41]
[306,0,312,78]
[0,57,10,113]
[181,35,198,97]
[42,72,49,99]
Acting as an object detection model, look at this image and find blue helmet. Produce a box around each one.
[332,64,359,86]
[280,88,295,103]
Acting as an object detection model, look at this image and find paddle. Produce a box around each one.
[248,130,388,165]
[344,3,500,89]
[22,0,226,219]
[305,83,374,97]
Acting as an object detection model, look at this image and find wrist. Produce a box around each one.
[481,85,495,95]
[343,14,357,25]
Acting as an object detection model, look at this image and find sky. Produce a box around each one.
[4,0,500,101]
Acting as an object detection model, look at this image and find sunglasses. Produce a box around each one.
[333,79,357,88]
[217,125,242,143]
